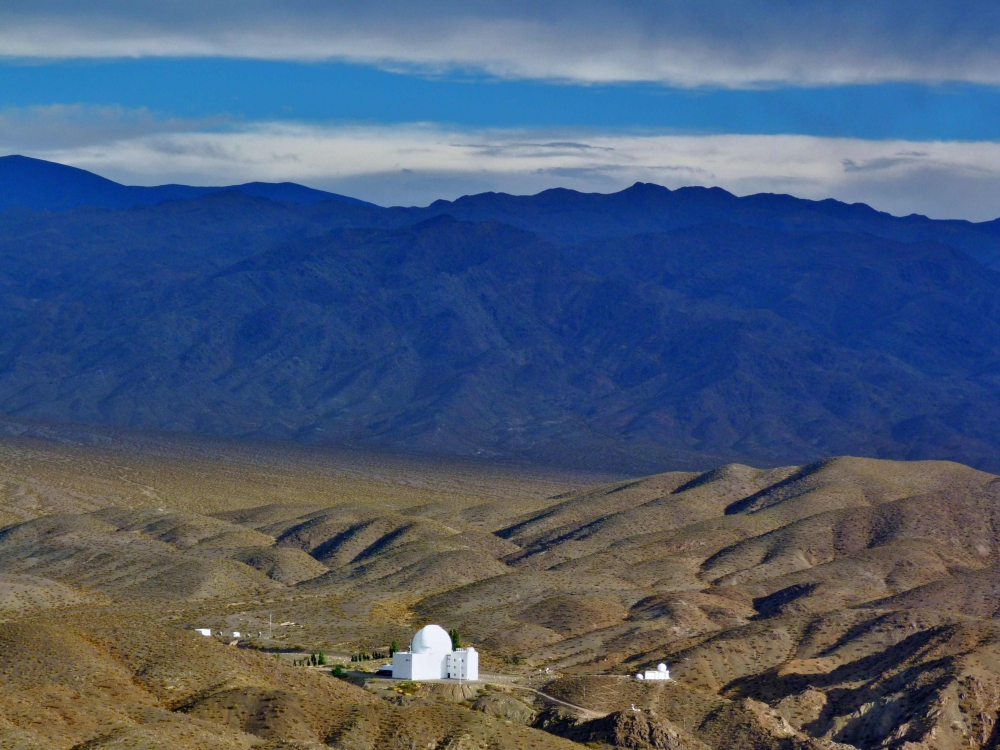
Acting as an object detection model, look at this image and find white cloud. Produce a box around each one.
[5,115,1000,220]
[0,2,999,87]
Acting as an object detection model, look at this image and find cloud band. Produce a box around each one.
[2,1,1000,87]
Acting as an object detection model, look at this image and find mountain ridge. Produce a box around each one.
[401,181,1000,269]
[0,153,377,211]
[5,156,1000,269]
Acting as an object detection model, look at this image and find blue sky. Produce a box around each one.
[6,59,1000,141]
[2,2,1000,218]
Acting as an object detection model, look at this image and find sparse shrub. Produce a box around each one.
[396,680,419,695]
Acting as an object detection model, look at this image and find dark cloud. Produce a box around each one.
[1,1,998,86]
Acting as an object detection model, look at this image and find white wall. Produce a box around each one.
[391,644,478,681]
[464,648,479,681]
[392,650,446,680]
[445,648,478,681]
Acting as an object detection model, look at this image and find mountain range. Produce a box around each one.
[1,155,1000,472]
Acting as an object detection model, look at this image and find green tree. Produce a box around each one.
[449,629,460,650]
[318,651,326,665]
[332,664,346,678]
[389,640,399,655]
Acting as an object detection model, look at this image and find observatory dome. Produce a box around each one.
[411,624,453,654]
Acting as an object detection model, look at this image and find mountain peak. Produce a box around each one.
[623,181,672,193]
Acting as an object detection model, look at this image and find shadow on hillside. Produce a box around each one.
[723,625,963,743]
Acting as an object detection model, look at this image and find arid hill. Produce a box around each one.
[1,429,1000,748]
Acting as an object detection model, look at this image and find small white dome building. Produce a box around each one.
[391,624,478,681]
[635,663,670,681]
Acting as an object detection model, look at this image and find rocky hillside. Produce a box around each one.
[2,433,1000,748]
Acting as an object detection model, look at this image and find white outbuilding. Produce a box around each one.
[635,663,670,681]
[391,624,478,681]
[194,628,212,637]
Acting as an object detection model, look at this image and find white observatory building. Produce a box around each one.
[391,624,478,681]
[635,663,670,681]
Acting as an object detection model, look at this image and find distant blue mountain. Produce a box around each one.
[400,182,1000,270]
[3,155,1000,473]
[0,154,377,211]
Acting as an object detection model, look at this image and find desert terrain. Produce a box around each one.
[0,420,997,749]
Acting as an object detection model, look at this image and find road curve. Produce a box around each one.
[508,685,607,720]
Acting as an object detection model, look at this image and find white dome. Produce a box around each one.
[411,624,453,654]
[657,663,668,672]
